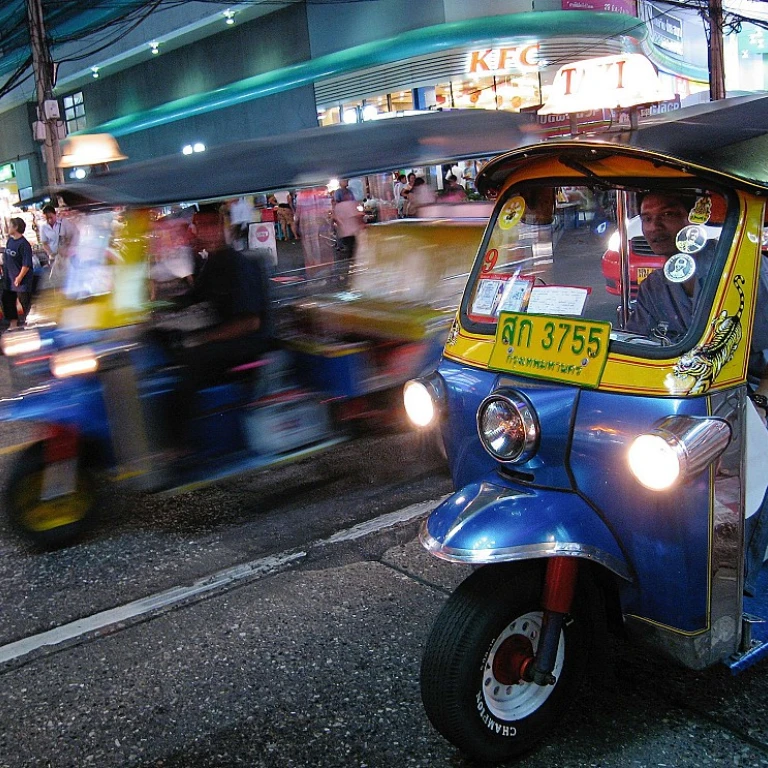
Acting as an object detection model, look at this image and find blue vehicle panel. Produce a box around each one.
[569,391,712,632]
[440,359,578,490]
[423,473,630,579]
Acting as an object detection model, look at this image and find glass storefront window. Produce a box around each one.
[316,73,544,128]
[63,92,87,133]
[448,75,541,111]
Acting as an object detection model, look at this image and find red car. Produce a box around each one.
[601,217,664,296]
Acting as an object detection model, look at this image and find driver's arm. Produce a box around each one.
[187,314,261,347]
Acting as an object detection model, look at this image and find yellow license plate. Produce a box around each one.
[489,312,611,388]
[636,267,655,283]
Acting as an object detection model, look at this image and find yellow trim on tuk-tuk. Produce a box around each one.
[446,159,767,396]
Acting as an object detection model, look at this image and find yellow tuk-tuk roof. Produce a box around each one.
[477,93,768,196]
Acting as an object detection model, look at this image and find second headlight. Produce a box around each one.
[477,390,539,463]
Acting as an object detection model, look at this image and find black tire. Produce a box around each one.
[421,561,593,763]
[4,441,98,549]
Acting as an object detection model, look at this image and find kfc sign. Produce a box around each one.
[466,43,540,75]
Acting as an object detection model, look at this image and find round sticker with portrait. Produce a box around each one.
[498,196,526,230]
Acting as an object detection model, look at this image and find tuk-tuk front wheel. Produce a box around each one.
[420,561,592,763]
[5,441,98,549]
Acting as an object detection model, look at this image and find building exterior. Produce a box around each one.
[0,0,766,211]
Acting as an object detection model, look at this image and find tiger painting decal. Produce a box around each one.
[665,274,746,395]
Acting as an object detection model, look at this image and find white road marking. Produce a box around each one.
[317,496,447,546]
[0,495,447,668]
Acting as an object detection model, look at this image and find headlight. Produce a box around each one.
[628,415,731,491]
[403,374,445,428]
[1,328,41,357]
[477,390,539,463]
[50,347,99,378]
[607,231,620,252]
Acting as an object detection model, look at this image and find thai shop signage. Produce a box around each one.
[643,2,683,56]
[561,0,637,15]
[466,43,540,74]
[531,95,680,138]
[0,164,15,183]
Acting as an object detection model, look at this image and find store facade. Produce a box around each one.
[0,0,765,209]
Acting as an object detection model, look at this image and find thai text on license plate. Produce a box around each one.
[489,312,611,388]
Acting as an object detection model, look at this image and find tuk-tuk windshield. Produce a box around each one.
[462,182,730,354]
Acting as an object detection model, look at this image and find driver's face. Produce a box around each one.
[640,194,690,257]
[194,215,225,252]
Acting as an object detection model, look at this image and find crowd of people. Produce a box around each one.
[0,167,475,328]
[394,168,469,217]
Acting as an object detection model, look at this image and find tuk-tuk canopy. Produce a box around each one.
[477,93,768,196]
[48,109,539,208]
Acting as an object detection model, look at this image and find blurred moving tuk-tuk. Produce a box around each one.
[0,110,535,548]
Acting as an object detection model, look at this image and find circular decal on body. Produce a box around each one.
[664,253,697,283]
[675,225,708,254]
[482,248,499,272]
[498,196,525,230]
[688,196,712,225]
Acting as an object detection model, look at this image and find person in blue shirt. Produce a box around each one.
[2,217,34,328]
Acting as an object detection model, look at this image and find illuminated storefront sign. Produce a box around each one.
[466,43,540,75]
[0,164,15,183]
[645,2,683,56]
[539,53,665,114]
[561,0,637,14]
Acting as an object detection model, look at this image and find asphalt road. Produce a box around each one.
[2,505,768,768]
[0,267,767,765]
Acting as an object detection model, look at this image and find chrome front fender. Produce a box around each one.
[420,477,632,581]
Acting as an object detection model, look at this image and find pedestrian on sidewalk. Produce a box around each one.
[2,217,34,328]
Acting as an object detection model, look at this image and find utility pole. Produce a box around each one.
[707,0,727,100]
[26,0,63,186]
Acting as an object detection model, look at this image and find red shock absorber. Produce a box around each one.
[542,556,579,614]
[43,424,80,464]
[527,556,580,686]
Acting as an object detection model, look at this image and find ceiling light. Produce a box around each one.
[223,9,235,24]
[193,142,205,153]
[91,66,99,78]
[182,145,194,155]
[149,41,160,55]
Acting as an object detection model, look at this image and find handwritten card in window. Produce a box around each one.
[526,285,590,316]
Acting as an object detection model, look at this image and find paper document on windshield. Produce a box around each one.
[527,285,590,316]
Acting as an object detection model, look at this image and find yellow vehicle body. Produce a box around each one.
[444,147,765,397]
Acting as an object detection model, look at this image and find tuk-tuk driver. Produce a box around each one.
[626,192,768,381]
[168,205,272,444]
[625,192,701,342]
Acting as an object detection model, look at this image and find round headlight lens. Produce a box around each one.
[404,379,436,428]
[477,391,538,463]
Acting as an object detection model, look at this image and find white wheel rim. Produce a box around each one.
[482,611,564,721]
